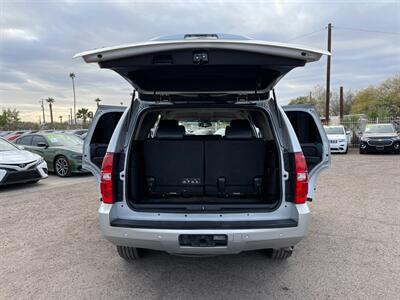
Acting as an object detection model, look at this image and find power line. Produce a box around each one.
[285,28,325,42]
[284,26,400,44]
[334,26,400,36]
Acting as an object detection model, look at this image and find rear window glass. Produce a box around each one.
[149,118,262,138]
[179,121,229,136]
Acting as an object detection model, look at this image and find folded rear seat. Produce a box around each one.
[204,120,266,197]
[143,120,204,197]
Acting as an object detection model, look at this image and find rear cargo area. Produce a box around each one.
[126,107,281,210]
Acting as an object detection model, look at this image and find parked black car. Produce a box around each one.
[360,123,400,154]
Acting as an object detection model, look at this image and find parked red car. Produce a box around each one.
[5,131,25,141]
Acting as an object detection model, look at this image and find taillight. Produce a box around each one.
[294,152,308,204]
[100,152,114,204]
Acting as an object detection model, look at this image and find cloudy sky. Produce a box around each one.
[1,0,399,122]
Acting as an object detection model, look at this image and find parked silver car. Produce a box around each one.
[0,137,48,186]
[76,34,330,260]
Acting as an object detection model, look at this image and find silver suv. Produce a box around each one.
[77,34,330,260]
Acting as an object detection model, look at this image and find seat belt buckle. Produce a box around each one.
[146,177,155,193]
[217,177,226,196]
[253,177,262,194]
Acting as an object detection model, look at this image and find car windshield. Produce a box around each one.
[364,124,395,134]
[46,134,83,146]
[324,126,345,135]
[0,138,18,151]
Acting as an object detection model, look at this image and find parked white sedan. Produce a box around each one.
[0,137,48,186]
[324,125,349,154]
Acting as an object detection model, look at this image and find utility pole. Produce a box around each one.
[70,108,73,126]
[309,91,312,102]
[339,86,344,120]
[325,23,332,124]
[59,116,63,123]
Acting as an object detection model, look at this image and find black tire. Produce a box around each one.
[344,147,348,154]
[266,246,293,259]
[54,155,72,177]
[359,148,366,154]
[116,246,144,260]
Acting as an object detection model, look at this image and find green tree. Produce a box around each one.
[0,109,20,129]
[288,85,326,116]
[351,74,400,118]
[45,97,55,124]
[330,89,356,116]
[76,108,92,125]
[378,74,400,117]
[95,97,102,107]
[351,86,377,117]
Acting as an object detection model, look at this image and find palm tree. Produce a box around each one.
[76,108,91,126]
[95,97,102,107]
[45,97,55,124]
[59,115,63,123]
[69,73,76,125]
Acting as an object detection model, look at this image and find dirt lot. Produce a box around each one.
[1,150,399,300]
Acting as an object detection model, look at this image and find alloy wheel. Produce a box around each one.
[55,157,71,177]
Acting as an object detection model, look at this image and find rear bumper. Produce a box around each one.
[98,203,310,255]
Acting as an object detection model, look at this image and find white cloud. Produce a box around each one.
[0,28,38,41]
[0,1,399,121]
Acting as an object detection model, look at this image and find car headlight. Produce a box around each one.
[391,136,400,141]
[36,157,45,165]
[360,136,369,142]
[71,154,83,160]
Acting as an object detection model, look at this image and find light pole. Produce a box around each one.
[39,99,46,124]
[69,73,76,125]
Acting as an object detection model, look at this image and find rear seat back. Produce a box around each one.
[205,120,266,196]
[143,119,266,198]
[143,120,203,196]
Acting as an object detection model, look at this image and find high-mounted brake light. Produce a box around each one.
[100,152,114,204]
[294,152,308,204]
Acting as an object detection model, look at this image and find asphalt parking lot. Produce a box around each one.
[1,149,399,300]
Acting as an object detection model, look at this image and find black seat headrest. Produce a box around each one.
[156,120,185,139]
[225,119,254,139]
